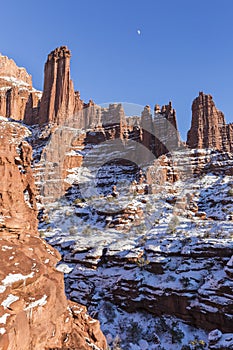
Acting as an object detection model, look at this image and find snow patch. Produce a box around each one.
[1,294,19,309]
[2,272,34,286]
[0,327,6,335]
[0,313,10,324]
[24,294,47,310]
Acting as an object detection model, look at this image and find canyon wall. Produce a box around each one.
[0,119,107,350]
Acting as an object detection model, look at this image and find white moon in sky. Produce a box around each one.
[137,30,141,35]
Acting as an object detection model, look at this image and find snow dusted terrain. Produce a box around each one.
[37,153,233,349]
[0,114,232,349]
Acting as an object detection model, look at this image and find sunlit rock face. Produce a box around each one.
[0,54,41,123]
[0,119,107,350]
[187,92,233,152]
[0,121,37,235]
[39,46,79,126]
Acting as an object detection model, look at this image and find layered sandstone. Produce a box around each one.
[0,121,37,235]
[146,147,233,196]
[46,164,233,340]
[141,105,153,152]
[39,46,81,126]
[0,120,107,350]
[153,101,180,155]
[33,98,181,204]
[0,235,107,350]
[140,101,180,158]
[0,54,41,123]
[0,55,32,86]
[187,92,233,151]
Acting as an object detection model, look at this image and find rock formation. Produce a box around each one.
[140,105,153,152]
[187,91,233,151]
[47,169,233,342]
[0,119,107,350]
[0,54,41,123]
[1,47,233,349]
[39,46,79,126]
[0,235,107,350]
[0,121,37,235]
[0,54,32,86]
[153,101,180,155]
[140,102,180,163]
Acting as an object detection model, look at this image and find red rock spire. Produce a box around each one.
[39,46,75,125]
[187,91,233,151]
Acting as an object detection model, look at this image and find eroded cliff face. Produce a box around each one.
[0,120,107,350]
[0,236,107,350]
[39,46,80,126]
[0,121,37,234]
[0,54,41,123]
[141,102,180,158]
[187,92,233,151]
[0,47,181,205]
[1,47,233,349]
[40,151,233,349]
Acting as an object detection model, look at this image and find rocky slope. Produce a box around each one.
[0,119,107,349]
[39,156,233,349]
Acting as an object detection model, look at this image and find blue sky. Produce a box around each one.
[1,0,233,139]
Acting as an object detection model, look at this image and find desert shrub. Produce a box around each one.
[103,302,116,322]
[39,230,46,238]
[170,321,184,343]
[82,225,92,235]
[112,335,122,350]
[180,276,191,288]
[126,321,143,343]
[136,257,150,270]
[69,226,77,235]
[155,316,167,333]
[44,217,50,225]
[189,337,206,349]
[73,197,84,204]
[227,188,233,196]
[138,235,147,246]
[166,274,176,282]
[167,215,180,234]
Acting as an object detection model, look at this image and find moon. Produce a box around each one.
[137,29,141,35]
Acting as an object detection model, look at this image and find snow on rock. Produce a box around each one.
[208,329,223,343]
[0,115,108,350]
[1,294,19,309]
[208,329,233,349]
[0,327,6,335]
[2,272,34,287]
[39,161,233,349]
[56,263,73,274]
[24,294,47,310]
[0,313,10,324]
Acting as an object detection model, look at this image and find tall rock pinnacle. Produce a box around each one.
[187,92,233,151]
[38,46,75,125]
